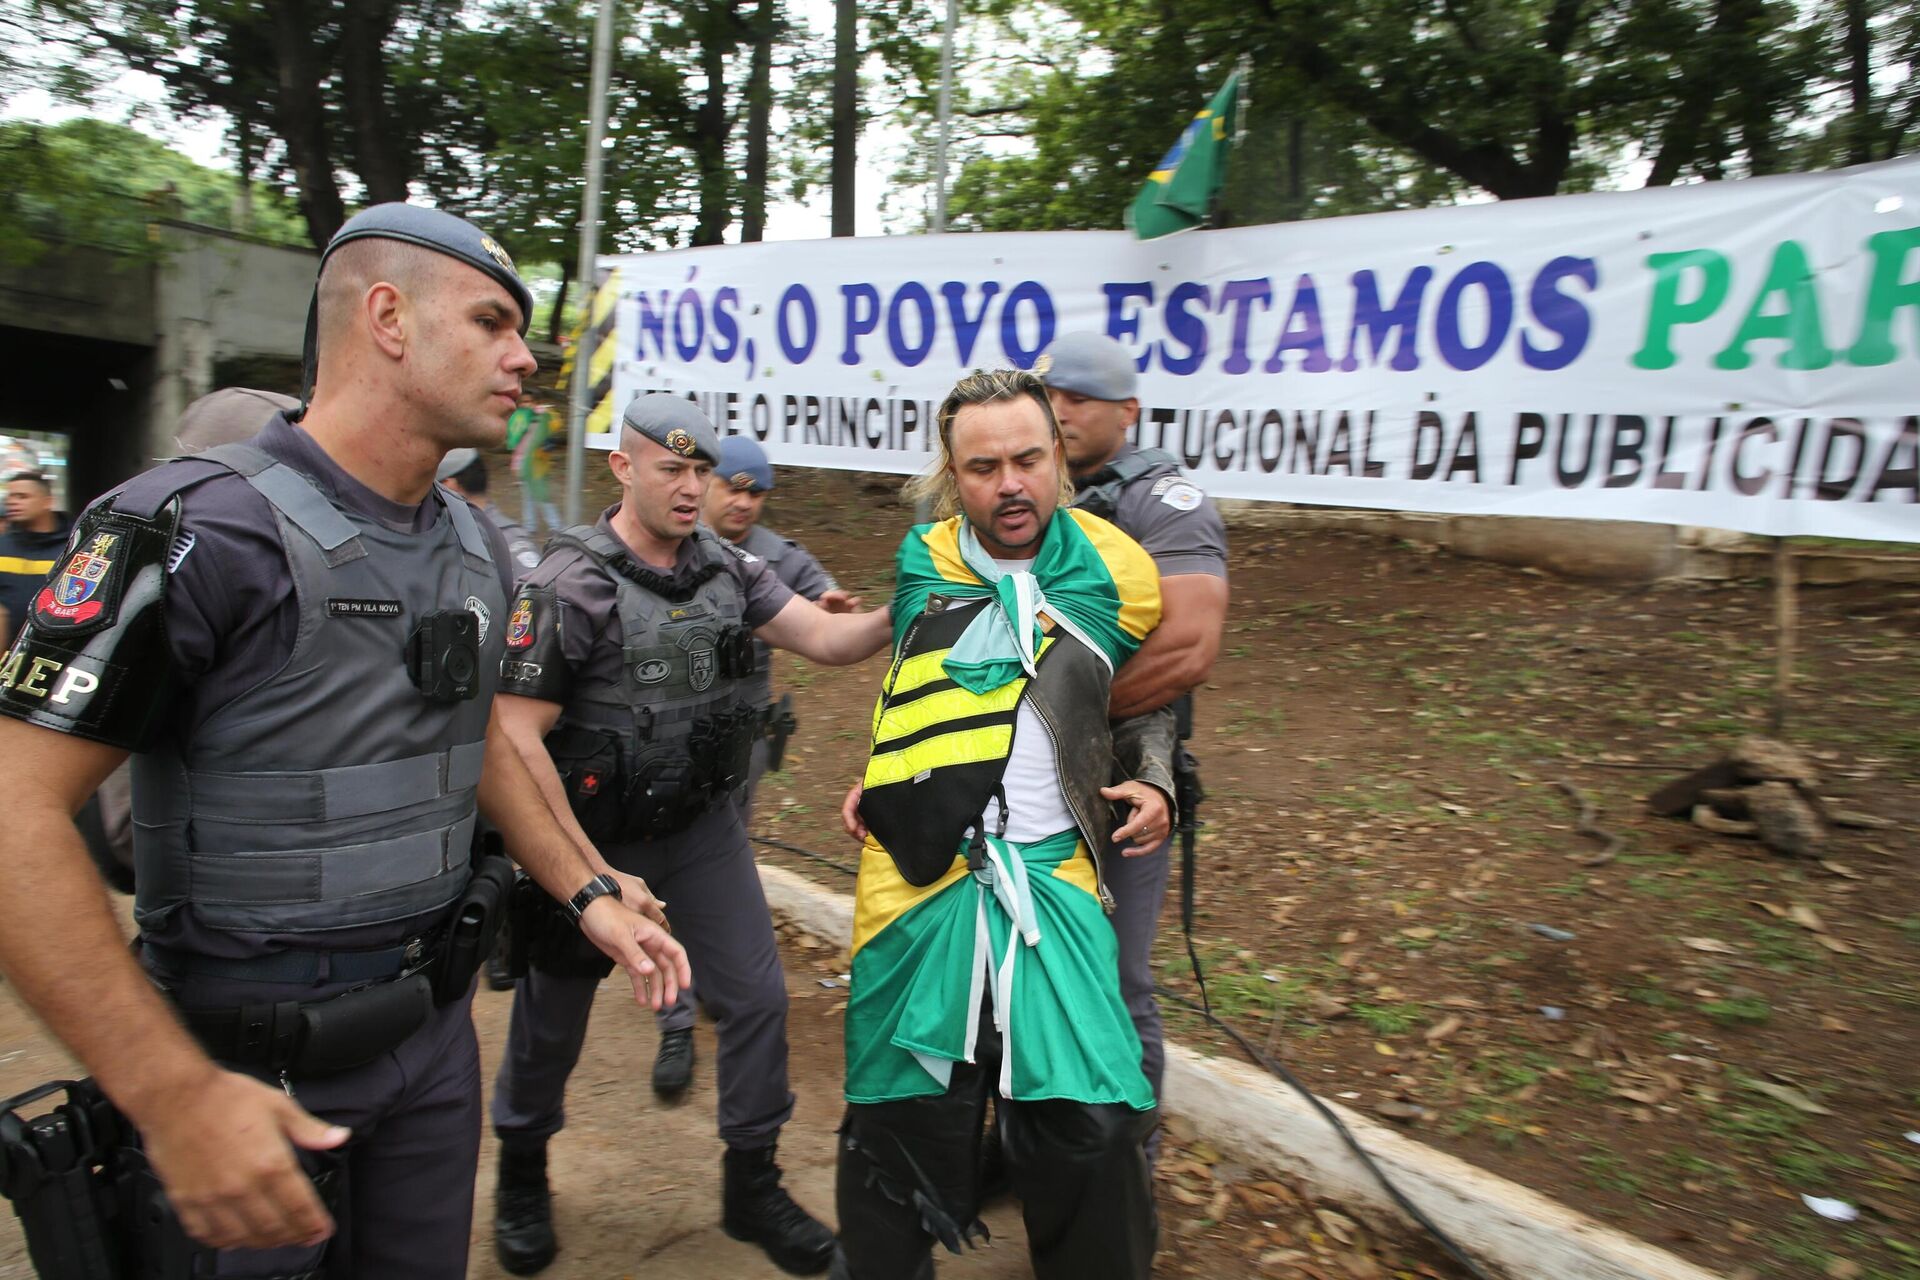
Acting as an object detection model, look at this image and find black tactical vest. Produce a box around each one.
[542,527,762,842]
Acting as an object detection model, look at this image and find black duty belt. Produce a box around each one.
[145,934,434,986]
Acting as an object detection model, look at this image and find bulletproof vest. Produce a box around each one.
[1071,448,1181,520]
[544,526,761,842]
[122,442,505,940]
[858,595,1057,886]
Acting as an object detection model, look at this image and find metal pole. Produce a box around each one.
[932,0,956,233]
[565,0,617,528]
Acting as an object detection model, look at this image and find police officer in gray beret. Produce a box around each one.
[489,392,893,1275]
[643,434,851,1097]
[0,203,688,1279]
[438,445,544,575]
[1043,331,1230,1128]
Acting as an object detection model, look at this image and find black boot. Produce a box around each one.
[722,1142,836,1275]
[652,1026,695,1097]
[493,1135,557,1275]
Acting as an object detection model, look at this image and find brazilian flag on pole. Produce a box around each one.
[1129,68,1242,240]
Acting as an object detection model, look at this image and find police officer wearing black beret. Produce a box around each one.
[0,203,690,1278]
[488,393,893,1276]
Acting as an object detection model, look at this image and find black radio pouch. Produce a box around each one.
[431,836,516,1005]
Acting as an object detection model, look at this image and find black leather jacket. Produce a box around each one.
[1022,627,1177,911]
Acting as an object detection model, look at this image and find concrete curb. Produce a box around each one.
[758,864,1724,1280]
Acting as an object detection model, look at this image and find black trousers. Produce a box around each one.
[833,999,1157,1280]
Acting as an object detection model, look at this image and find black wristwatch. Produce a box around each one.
[564,873,623,925]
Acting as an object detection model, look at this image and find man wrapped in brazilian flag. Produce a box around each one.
[831,369,1177,1280]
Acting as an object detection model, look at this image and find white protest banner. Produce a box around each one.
[603,155,1920,542]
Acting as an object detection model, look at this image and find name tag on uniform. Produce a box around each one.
[327,598,403,618]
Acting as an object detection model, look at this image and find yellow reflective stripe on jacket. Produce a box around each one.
[0,556,55,577]
[865,722,1014,789]
[889,647,955,697]
[872,681,1023,749]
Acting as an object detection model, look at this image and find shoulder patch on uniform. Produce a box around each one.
[1150,475,1179,496]
[515,548,541,570]
[506,594,536,649]
[724,540,761,565]
[1158,482,1204,511]
[34,529,128,632]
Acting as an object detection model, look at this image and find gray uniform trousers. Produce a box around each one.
[656,736,770,1034]
[491,802,796,1149]
[1104,835,1173,1100]
[183,988,481,1280]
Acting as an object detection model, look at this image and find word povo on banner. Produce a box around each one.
[602,155,1920,543]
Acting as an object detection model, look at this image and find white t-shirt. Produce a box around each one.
[977,559,1078,842]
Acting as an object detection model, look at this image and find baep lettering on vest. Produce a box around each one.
[541,526,763,844]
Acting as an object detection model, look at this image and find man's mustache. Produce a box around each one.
[994,498,1036,518]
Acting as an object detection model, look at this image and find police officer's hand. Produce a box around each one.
[603,869,670,930]
[817,588,864,615]
[580,896,691,1011]
[142,1067,349,1251]
[1102,782,1171,857]
[840,783,867,840]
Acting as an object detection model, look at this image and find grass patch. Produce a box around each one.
[1351,1002,1425,1036]
[1701,995,1772,1026]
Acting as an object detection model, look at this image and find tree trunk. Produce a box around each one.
[742,0,775,242]
[690,4,734,247]
[830,0,857,236]
[339,0,411,202]
[266,0,346,247]
[1842,0,1873,164]
[549,255,575,347]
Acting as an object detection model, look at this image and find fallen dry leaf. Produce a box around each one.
[1740,1078,1834,1116]
[1681,936,1738,954]
[1788,904,1828,933]
[1815,934,1856,955]
[1424,1014,1465,1044]
[1750,900,1787,918]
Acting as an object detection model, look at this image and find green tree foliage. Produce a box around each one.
[919,0,1915,233]
[0,116,304,263]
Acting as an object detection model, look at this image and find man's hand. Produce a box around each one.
[817,588,864,615]
[602,869,669,930]
[840,782,867,841]
[580,896,692,1010]
[138,1069,350,1252]
[1102,781,1171,857]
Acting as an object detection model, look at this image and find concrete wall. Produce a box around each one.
[147,223,315,464]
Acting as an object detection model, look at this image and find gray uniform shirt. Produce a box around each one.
[1094,444,1230,581]
[732,523,837,707]
[519,506,795,698]
[480,502,543,576]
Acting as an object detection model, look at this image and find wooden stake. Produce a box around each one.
[1771,536,1797,735]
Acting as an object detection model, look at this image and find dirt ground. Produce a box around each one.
[2,446,1914,1280]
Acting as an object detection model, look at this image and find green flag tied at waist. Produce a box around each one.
[1129,68,1242,241]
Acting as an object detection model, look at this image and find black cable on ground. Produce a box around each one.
[751,829,1497,1280]
[750,833,859,878]
[1155,982,1497,1280]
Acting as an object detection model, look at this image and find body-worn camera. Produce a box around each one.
[406,609,481,703]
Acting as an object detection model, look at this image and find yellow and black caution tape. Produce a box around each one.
[559,269,621,440]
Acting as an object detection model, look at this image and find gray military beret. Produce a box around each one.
[717,436,774,492]
[174,388,300,455]
[322,203,533,333]
[435,447,481,482]
[623,393,721,464]
[1040,331,1139,401]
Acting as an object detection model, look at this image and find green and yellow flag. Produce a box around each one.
[1129,69,1242,240]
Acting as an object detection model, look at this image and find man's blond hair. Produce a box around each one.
[902,368,1075,518]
